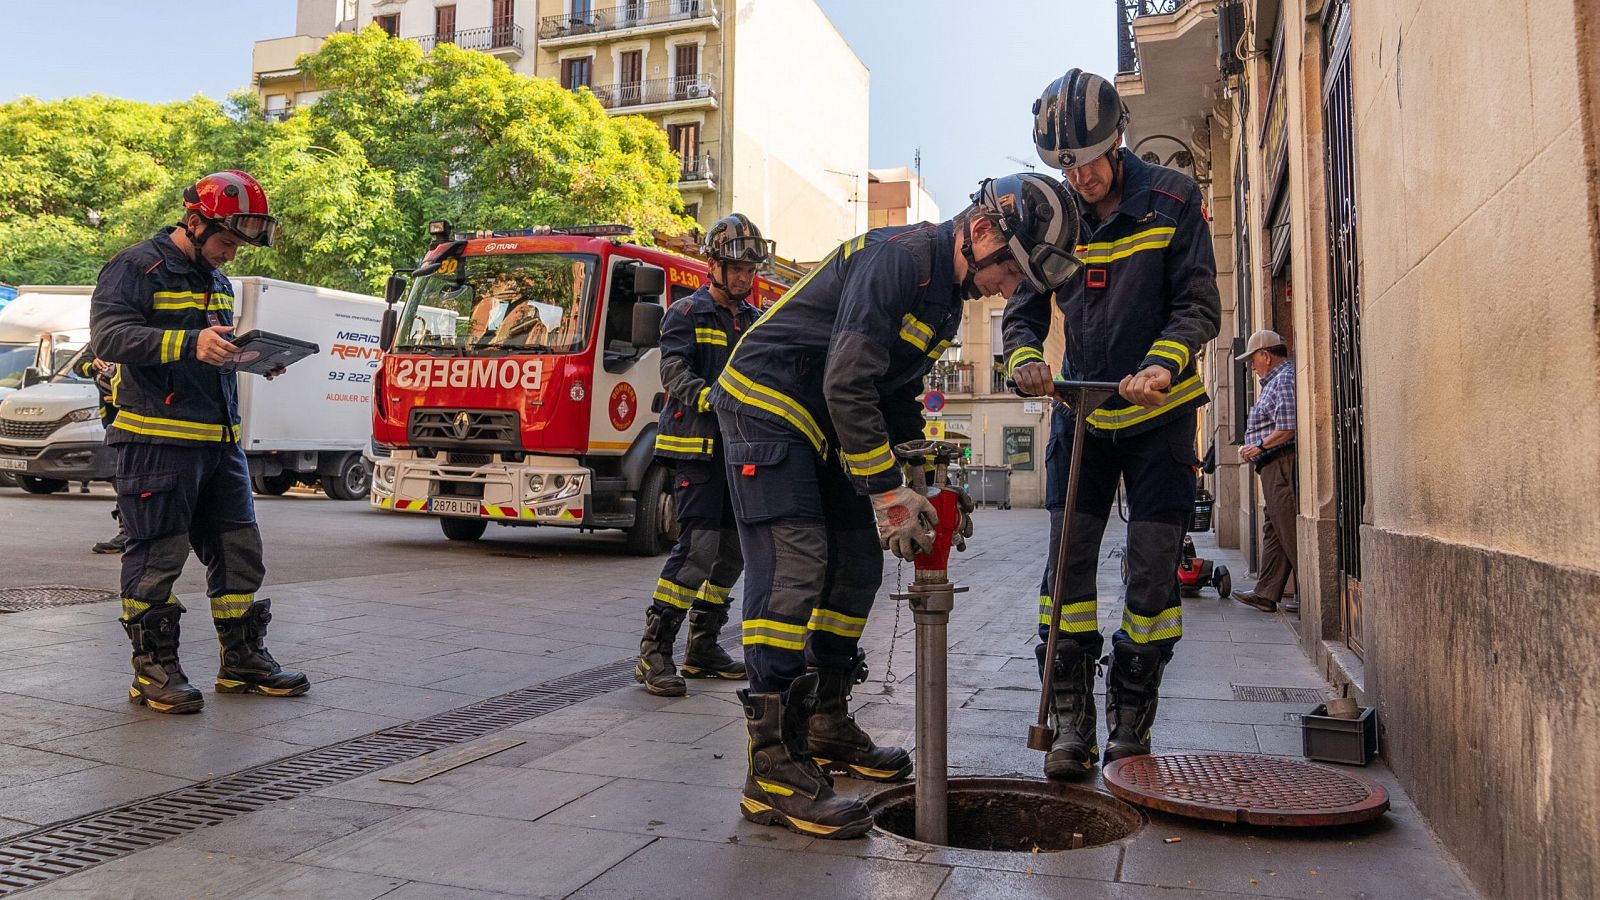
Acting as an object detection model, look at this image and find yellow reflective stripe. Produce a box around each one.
[898,314,935,351]
[755,779,795,797]
[842,443,894,478]
[111,411,238,442]
[151,291,233,312]
[653,578,697,609]
[159,329,186,364]
[121,598,151,618]
[927,339,952,361]
[1086,375,1205,431]
[698,582,733,605]
[1007,346,1045,373]
[1039,596,1099,632]
[1149,339,1190,371]
[841,234,868,259]
[716,365,826,455]
[1121,607,1183,643]
[696,386,712,413]
[743,618,807,650]
[1076,227,1176,264]
[654,434,715,455]
[807,608,866,638]
[695,328,729,346]
[110,366,122,406]
[210,593,255,619]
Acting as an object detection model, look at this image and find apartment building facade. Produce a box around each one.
[251,0,868,260]
[1117,2,1600,897]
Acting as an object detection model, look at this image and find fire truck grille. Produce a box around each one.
[408,409,520,450]
[0,418,63,440]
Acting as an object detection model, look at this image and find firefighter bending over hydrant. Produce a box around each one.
[708,173,1081,838]
[91,171,309,714]
[634,215,772,696]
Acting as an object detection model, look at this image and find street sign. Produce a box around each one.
[924,420,945,440]
[1023,400,1044,415]
[923,390,946,413]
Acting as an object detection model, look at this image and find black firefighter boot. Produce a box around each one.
[634,606,687,696]
[214,599,311,696]
[740,673,874,839]
[1103,640,1169,763]
[1037,642,1099,777]
[680,605,745,679]
[122,604,204,714]
[808,665,912,782]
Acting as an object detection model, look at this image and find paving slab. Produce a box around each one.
[0,763,190,825]
[163,795,411,859]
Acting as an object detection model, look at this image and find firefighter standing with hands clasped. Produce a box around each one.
[1006,70,1221,777]
[90,171,309,714]
[634,214,771,696]
[708,173,1081,838]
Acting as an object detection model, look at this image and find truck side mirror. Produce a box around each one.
[631,264,665,298]
[380,307,398,352]
[384,274,406,306]
[20,367,42,389]
[631,301,664,349]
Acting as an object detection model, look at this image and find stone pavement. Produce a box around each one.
[0,508,1479,898]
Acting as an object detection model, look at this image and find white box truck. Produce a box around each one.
[0,277,384,499]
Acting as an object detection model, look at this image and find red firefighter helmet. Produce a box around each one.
[182,171,279,247]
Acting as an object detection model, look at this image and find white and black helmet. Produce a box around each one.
[1033,68,1129,170]
[972,173,1082,292]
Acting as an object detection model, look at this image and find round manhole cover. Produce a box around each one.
[0,585,118,613]
[1103,753,1389,826]
[868,776,1143,852]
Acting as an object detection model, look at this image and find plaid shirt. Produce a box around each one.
[1245,359,1296,447]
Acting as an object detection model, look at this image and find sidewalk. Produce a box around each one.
[1,510,1479,898]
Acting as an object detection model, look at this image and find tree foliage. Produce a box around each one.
[0,26,690,293]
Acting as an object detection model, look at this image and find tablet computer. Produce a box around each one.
[227,330,320,375]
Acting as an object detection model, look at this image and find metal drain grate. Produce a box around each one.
[0,654,638,895]
[1232,685,1328,704]
[0,586,117,614]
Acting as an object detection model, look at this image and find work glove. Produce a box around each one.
[871,486,939,561]
[947,485,977,552]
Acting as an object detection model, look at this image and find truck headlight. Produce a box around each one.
[526,473,545,493]
[63,407,98,423]
[374,463,396,491]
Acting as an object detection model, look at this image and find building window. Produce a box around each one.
[435,5,456,44]
[264,94,290,122]
[673,43,699,99]
[339,0,358,25]
[684,202,700,221]
[375,13,399,36]
[561,56,593,89]
[989,313,1006,394]
[492,0,516,46]
[621,0,644,26]
[618,50,643,106]
[667,122,700,176]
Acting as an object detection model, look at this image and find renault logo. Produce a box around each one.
[451,411,472,441]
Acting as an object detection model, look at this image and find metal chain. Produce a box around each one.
[881,559,905,696]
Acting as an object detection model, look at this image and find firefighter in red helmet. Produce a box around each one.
[89,170,308,715]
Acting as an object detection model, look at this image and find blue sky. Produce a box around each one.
[2,1,1115,213]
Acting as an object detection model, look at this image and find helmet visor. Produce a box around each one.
[713,236,774,264]
[1005,233,1082,292]
[217,213,279,248]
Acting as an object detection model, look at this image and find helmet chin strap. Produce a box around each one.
[960,215,1014,300]
[181,217,220,270]
[707,262,751,301]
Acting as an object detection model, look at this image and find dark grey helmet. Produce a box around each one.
[1033,68,1129,170]
[972,173,1082,292]
[701,213,774,265]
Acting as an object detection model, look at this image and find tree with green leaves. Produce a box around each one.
[0,26,691,292]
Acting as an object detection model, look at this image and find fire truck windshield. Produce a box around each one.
[394,252,599,354]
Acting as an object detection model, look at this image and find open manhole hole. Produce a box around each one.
[0,585,117,613]
[868,777,1142,852]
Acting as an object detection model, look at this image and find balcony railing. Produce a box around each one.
[263,108,295,123]
[1116,0,1188,73]
[927,364,975,396]
[539,0,718,40]
[679,152,715,184]
[589,73,719,109]
[411,23,526,56]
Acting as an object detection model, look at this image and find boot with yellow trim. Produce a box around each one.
[739,673,873,839]
[634,606,687,696]
[680,605,745,679]
[1103,639,1168,763]
[121,603,204,714]
[213,599,310,696]
[1036,641,1099,778]
[807,664,912,782]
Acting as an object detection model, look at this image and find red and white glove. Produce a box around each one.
[871,486,939,561]
[948,485,976,552]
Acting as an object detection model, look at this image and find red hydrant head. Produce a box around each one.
[913,486,961,579]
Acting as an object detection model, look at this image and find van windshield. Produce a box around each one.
[0,344,33,389]
[395,253,599,354]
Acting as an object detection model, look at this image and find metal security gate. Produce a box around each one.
[1322,0,1365,656]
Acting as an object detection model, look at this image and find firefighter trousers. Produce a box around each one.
[717,412,880,695]
[114,441,264,624]
[1037,412,1198,660]
[650,458,744,614]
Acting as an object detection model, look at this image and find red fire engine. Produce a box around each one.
[369,223,793,554]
